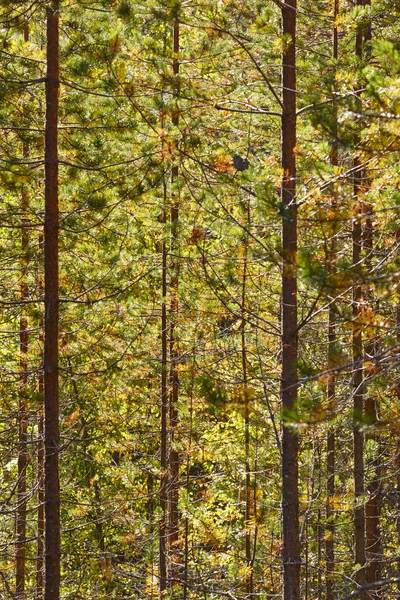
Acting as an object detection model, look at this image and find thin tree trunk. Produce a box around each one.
[364,402,381,597]
[159,29,169,593]
[364,208,381,595]
[353,3,367,593]
[44,3,60,599]
[361,2,379,591]
[183,345,195,600]
[326,304,336,600]
[16,137,30,600]
[36,233,45,600]
[360,9,380,596]
[353,167,366,598]
[281,2,300,599]
[36,340,45,598]
[326,3,338,598]
[317,508,322,599]
[396,294,400,596]
[168,16,180,587]
[159,167,168,594]
[241,199,252,596]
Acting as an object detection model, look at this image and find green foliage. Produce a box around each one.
[0,0,400,598]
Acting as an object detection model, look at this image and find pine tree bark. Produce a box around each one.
[168,16,180,586]
[396,291,400,597]
[326,3,338,598]
[16,142,29,600]
[364,213,381,594]
[159,167,168,594]
[361,2,379,591]
[353,3,369,593]
[353,168,366,598]
[281,2,300,599]
[326,306,336,600]
[16,22,31,599]
[36,233,45,600]
[44,3,60,599]
[241,199,253,596]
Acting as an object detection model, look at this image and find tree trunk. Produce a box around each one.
[183,346,195,600]
[396,295,400,597]
[326,3,338,598]
[241,199,253,596]
[168,16,180,587]
[36,233,45,600]
[281,2,300,599]
[353,2,369,594]
[364,208,381,595]
[16,21,32,599]
[159,162,168,594]
[326,311,335,600]
[361,2,379,592]
[16,143,29,600]
[44,3,60,599]
[353,168,366,598]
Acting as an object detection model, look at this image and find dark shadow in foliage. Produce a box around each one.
[197,373,229,418]
[232,153,250,171]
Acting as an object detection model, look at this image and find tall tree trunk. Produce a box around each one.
[353,2,369,593]
[326,3,338,598]
[396,289,400,597]
[16,22,32,599]
[241,199,253,596]
[183,345,195,600]
[360,7,380,595]
[44,3,60,599]
[364,402,381,597]
[353,164,366,598]
[364,210,381,595]
[281,2,300,599]
[326,307,336,600]
[361,2,379,590]
[159,27,169,594]
[36,242,45,600]
[159,163,168,594]
[168,15,180,587]
[16,141,30,600]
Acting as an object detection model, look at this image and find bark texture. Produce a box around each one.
[326,3,339,597]
[44,3,60,599]
[16,136,29,600]
[159,168,168,594]
[281,2,300,599]
[36,234,45,600]
[168,17,180,586]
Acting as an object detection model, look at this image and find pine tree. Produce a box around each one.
[44,2,60,598]
[281,1,300,598]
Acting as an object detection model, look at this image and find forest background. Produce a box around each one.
[0,0,400,599]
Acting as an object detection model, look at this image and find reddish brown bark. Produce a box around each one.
[44,3,60,599]
[353,168,366,597]
[281,2,300,599]
[361,9,378,596]
[326,309,336,600]
[16,144,29,600]
[353,2,370,593]
[241,201,253,595]
[168,17,180,586]
[36,233,45,600]
[365,413,381,597]
[159,162,168,594]
[326,3,339,598]
[396,298,400,597]
[364,207,381,595]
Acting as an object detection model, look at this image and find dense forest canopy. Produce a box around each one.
[1,0,400,599]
